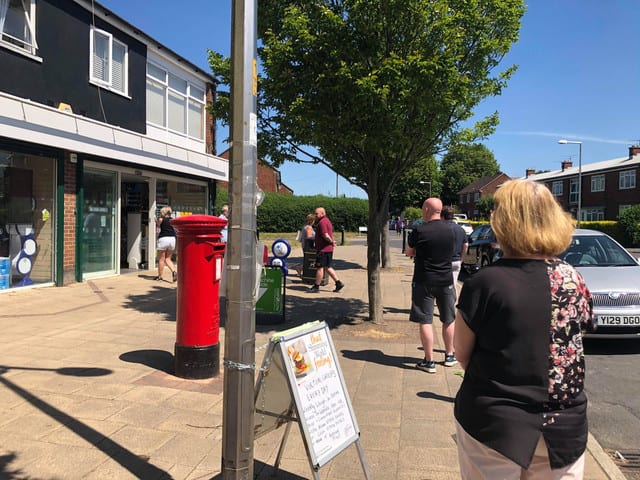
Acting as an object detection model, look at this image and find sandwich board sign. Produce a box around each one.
[254,321,370,479]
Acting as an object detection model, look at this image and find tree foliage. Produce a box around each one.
[390,156,439,213]
[475,194,494,220]
[619,205,640,246]
[440,143,500,205]
[209,0,525,322]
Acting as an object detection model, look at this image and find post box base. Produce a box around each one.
[174,343,219,379]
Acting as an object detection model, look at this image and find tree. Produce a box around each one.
[210,0,524,322]
[440,143,500,206]
[390,156,440,214]
[476,194,494,220]
[619,205,640,245]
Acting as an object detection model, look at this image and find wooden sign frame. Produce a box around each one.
[254,321,370,479]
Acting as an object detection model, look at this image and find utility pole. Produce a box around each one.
[221,1,257,479]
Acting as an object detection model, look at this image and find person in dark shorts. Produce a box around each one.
[307,207,344,293]
[405,198,456,374]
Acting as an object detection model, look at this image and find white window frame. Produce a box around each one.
[89,27,129,96]
[473,192,479,202]
[551,181,563,196]
[583,207,604,222]
[569,178,578,204]
[0,0,40,59]
[619,170,636,190]
[145,61,205,140]
[619,204,632,217]
[590,174,605,192]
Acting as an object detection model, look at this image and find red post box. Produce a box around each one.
[171,215,227,379]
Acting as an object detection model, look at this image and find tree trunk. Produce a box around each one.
[366,187,386,323]
[381,197,391,268]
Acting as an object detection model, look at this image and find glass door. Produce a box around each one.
[82,168,117,278]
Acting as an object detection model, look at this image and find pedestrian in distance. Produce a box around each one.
[307,207,345,293]
[454,179,594,479]
[219,204,229,243]
[155,206,177,282]
[405,197,457,373]
[295,213,316,276]
[442,206,468,290]
[395,216,403,236]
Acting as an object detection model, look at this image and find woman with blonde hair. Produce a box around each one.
[454,179,593,479]
[155,206,177,282]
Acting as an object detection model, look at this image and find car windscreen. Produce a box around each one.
[559,235,637,267]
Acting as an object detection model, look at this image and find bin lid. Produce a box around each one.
[171,215,227,234]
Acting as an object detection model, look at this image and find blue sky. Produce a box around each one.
[100,0,640,199]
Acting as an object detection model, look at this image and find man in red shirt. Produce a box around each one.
[308,207,345,293]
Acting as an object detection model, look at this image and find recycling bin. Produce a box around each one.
[301,246,328,285]
[171,215,227,379]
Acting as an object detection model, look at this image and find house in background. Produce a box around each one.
[217,149,294,196]
[0,0,227,289]
[525,145,640,221]
[457,172,511,219]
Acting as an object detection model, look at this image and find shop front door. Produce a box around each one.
[82,169,117,278]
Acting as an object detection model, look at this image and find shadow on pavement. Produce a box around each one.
[417,391,455,403]
[0,367,169,479]
[123,285,176,321]
[210,460,309,479]
[119,349,174,374]
[340,349,420,370]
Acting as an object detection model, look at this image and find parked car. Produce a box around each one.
[461,224,501,273]
[559,229,640,339]
[454,220,473,236]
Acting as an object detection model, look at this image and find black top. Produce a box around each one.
[407,220,454,286]
[455,258,593,469]
[158,216,175,238]
[446,220,467,262]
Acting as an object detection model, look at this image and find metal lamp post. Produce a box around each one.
[419,180,432,197]
[558,139,583,227]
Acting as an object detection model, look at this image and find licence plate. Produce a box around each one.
[596,315,640,326]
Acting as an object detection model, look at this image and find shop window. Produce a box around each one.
[0,149,55,289]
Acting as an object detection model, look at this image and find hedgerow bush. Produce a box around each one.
[217,189,368,233]
[618,205,640,246]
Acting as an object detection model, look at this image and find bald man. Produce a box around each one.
[308,207,344,293]
[405,198,457,373]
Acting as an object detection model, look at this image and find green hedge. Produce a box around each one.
[217,190,369,233]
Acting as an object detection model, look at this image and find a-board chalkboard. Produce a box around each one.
[254,321,369,477]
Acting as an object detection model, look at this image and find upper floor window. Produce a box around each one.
[569,178,578,204]
[466,193,470,203]
[591,174,605,192]
[0,0,38,56]
[473,192,479,202]
[619,170,636,190]
[551,181,563,196]
[146,62,205,140]
[90,27,128,95]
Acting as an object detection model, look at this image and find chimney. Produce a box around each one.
[525,168,535,177]
[561,160,573,171]
[629,145,640,158]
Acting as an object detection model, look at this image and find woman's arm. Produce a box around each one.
[454,310,476,370]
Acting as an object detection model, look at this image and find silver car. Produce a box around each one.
[559,229,640,339]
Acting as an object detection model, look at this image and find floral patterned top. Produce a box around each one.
[454,258,593,469]
[548,259,592,404]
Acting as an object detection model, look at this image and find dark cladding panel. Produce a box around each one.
[0,0,146,134]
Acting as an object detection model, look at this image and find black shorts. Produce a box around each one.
[315,251,334,268]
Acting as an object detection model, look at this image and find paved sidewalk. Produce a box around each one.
[0,245,625,479]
